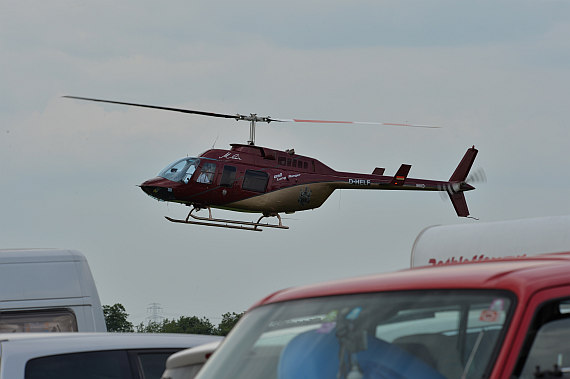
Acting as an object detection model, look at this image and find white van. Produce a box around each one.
[0,249,106,332]
[410,214,570,267]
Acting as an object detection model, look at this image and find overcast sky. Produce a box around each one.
[2,0,569,324]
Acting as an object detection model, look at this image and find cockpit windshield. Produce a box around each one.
[158,158,200,183]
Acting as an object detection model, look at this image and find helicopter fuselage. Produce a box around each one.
[140,143,469,215]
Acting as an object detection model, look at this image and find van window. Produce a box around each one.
[26,350,131,379]
[220,166,237,187]
[0,309,78,332]
[242,170,269,193]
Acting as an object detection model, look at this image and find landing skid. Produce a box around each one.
[165,207,289,231]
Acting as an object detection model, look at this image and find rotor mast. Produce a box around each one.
[235,113,272,145]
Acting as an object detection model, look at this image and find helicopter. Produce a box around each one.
[64,96,480,231]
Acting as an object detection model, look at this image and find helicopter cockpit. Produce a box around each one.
[158,157,200,183]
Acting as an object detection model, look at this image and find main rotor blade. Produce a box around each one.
[269,118,439,128]
[64,96,439,128]
[63,96,238,120]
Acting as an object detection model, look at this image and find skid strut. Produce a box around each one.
[165,207,289,231]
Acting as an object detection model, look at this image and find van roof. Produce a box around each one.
[251,252,570,308]
[0,249,86,263]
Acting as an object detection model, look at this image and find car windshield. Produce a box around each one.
[158,158,199,183]
[196,290,514,379]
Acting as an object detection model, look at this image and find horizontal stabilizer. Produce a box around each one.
[372,167,385,175]
[390,164,411,186]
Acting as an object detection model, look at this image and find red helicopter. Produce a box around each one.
[65,96,480,231]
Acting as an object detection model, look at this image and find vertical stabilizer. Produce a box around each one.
[447,146,478,218]
[449,146,478,182]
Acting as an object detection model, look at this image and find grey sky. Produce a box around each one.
[1,0,569,324]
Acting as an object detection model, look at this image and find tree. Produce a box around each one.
[215,312,244,336]
[103,303,134,332]
[136,316,215,335]
[136,320,163,333]
[163,316,215,334]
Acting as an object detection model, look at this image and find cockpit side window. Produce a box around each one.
[197,162,217,184]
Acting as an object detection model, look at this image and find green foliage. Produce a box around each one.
[136,316,215,334]
[136,320,163,333]
[164,316,215,334]
[105,304,243,336]
[215,312,244,336]
[103,303,134,332]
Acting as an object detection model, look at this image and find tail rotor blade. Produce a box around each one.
[466,168,487,184]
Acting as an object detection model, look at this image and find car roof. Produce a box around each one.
[251,252,570,308]
[0,332,222,353]
[165,340,222,368]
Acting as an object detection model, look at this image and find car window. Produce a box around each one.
[25,350,132,379]
[520,318,570,378]
[515,299,570,378]
[137,351,181,379]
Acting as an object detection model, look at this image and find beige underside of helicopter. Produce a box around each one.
[225,182,338,214]
[167,182,341,231]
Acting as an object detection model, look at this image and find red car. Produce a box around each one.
[196,252,570,379]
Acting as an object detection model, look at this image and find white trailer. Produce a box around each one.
[411,215,570,268]
[0,249,106,332]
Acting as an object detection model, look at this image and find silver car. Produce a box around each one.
[0,332,222,379]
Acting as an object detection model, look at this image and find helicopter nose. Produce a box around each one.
[140,178,176,201]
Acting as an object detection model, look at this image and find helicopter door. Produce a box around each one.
[196,162,217,184]
[220,166,237,187]
[242,170,269,193]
